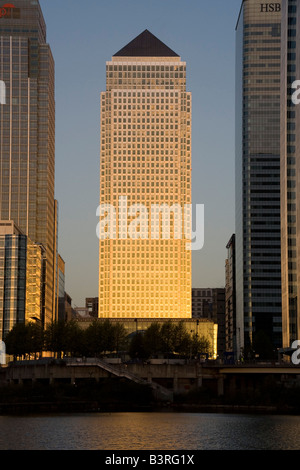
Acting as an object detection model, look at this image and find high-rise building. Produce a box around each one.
[56,254,65,322]
[280,0,300,348]
[200,288,226,358]
[0,221,44,340]
[225,234,236,355]
[99,30,192,319]
[0,1,57,329]
[86,297,99,318]
[192,288,214,319]
[211,288,226,359]
[235,0,283,356]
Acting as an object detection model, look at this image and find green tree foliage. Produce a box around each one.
[27,322,44,359]
[4,319,210,362]
[143,323,162,357]
[112,322,128,354]
[129,321,211,360]
[82,320,127,357]
[190,333,210,357]
[129,332,148,359]
[173,322,191,356]
[84,320,112,357]
[5,322,43,360]
[160,321,175,354]
[44,320,74,358]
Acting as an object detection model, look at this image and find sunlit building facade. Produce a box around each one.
[0,1,57,328]
[25,238,44,324]
[99,30,192,319]
[235,0,283,355]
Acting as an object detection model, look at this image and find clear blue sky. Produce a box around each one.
[39,0,241,308]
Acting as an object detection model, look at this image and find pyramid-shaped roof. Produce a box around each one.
[114,30,179,57]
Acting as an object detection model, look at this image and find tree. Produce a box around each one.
[63,320,83,357]
[160,321,175,355]
[143,323,162,357]
[26,322,44,359]
[5,323,29,360]
[4,322,44,360]
[84,320,115,357]
[173,322,191,356]
[190,334,210,357]
[111,322,127,354]
[44,320,76,358]
[129,332,148,360]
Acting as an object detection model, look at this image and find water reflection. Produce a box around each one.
[0,413,300,450]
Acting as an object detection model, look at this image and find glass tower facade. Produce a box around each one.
[0,0,56,328]
[225,234,236,356]
[99,30,192,319]
[235,0,283,355]
[0,222,27,339]
[280,0,300,347]
[0,221,44,340]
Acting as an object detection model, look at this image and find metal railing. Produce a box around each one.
[65,357,173,401]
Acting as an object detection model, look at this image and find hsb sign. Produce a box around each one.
[0,3,16,18]
[260,3,281,12]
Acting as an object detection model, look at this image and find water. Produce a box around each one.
[0,412,300,450]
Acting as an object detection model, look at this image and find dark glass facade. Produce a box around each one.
[225,234,236,356]
[1,232,27,338]
[0,0,56,328]
[0,221,44,340]
[235,0,283,356]
[281,0,300,347]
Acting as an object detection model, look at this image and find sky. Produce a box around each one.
[39,0,242,308]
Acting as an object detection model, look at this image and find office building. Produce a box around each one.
[56,254,65,322]
[225,235,236,355]
[235,0,283,356]
[192,288,214,319]
[0,0,57,329]
[63,292,75,322]
[280,0,300,347]
[0,221,44,340]
[99,30,192,319]
[201,288,226,358]
[86,297,99,318]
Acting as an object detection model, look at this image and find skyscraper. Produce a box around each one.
[280,0,300,348]
[235,0,282,356]
[225,234,236,355]
[0,221,44,340]
[99,30,192,319]
[0,1,57,329]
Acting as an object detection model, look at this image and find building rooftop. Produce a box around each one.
[114,29,179,57]
[0,221,24,236]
